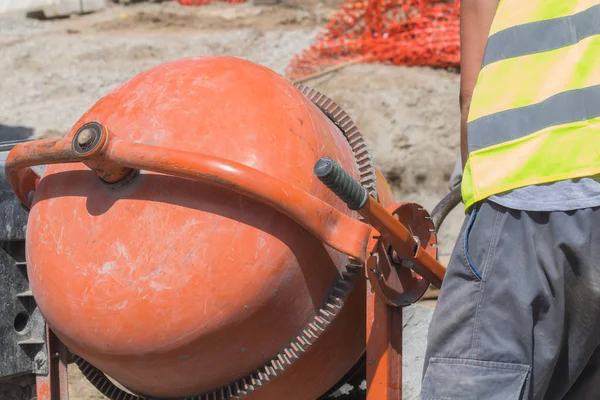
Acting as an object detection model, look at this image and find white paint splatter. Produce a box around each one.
[113,240,130,260]
[109,300,128,310]
[56,226,64,251]
[99,262,114,274]
[258,236,267,249]
[149,281,171,291]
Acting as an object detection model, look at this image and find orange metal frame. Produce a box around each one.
[5,122,446,400]
[35,328,69,400]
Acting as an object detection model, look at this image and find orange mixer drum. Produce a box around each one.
[24,56,392,399]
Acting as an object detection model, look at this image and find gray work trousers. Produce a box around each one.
[420,200,600,399]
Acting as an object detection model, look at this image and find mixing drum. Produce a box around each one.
[9,56,399,399]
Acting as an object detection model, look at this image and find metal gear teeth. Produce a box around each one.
[295,83,378,200]
[274,358,285,371]
[325,301,341,312]
[309,322,324,333]
[303,329,317,341]
[291,340,304,353]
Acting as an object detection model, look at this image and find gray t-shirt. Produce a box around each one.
[489,176,600,212]
[448,156,600,212]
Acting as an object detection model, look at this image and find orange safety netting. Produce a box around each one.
[176,0,245,5]
[286,0,460,81]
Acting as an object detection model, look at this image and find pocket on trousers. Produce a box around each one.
[462,205,484,281]
[462,202,501,282]
[421,357,530,400]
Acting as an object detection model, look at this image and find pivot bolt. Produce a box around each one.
[77,128,96,150]
[73,122,103,155]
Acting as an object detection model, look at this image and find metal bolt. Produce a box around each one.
[413,235,421,246]
[77,128,96,149]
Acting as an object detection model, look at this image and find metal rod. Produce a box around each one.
[314,156,445,288]
[36,328,69,400]
[361,197,445,288]
[366,281,402,400]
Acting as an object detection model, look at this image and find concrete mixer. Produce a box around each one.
[0,56,458,400]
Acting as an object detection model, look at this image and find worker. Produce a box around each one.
[420,1,600,399]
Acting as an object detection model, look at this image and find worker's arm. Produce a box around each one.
[460,0,499,168]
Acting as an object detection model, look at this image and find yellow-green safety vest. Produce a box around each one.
[461,0,600,210]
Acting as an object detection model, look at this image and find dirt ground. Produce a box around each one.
[0,1,463,398]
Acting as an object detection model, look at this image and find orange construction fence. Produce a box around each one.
[286,0,460,81]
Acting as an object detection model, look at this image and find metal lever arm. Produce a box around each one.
[5,122,373,263]
[314,157,446,288]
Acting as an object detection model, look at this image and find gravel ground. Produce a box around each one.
[0,1,463,398]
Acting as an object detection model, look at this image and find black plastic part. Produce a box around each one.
[314,157,368,211]
[0,141,48,399]
[0,375,36,400]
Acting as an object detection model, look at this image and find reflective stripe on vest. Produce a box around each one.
[462,0,600,210]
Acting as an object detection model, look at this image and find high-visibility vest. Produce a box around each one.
[461,0,600,210]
